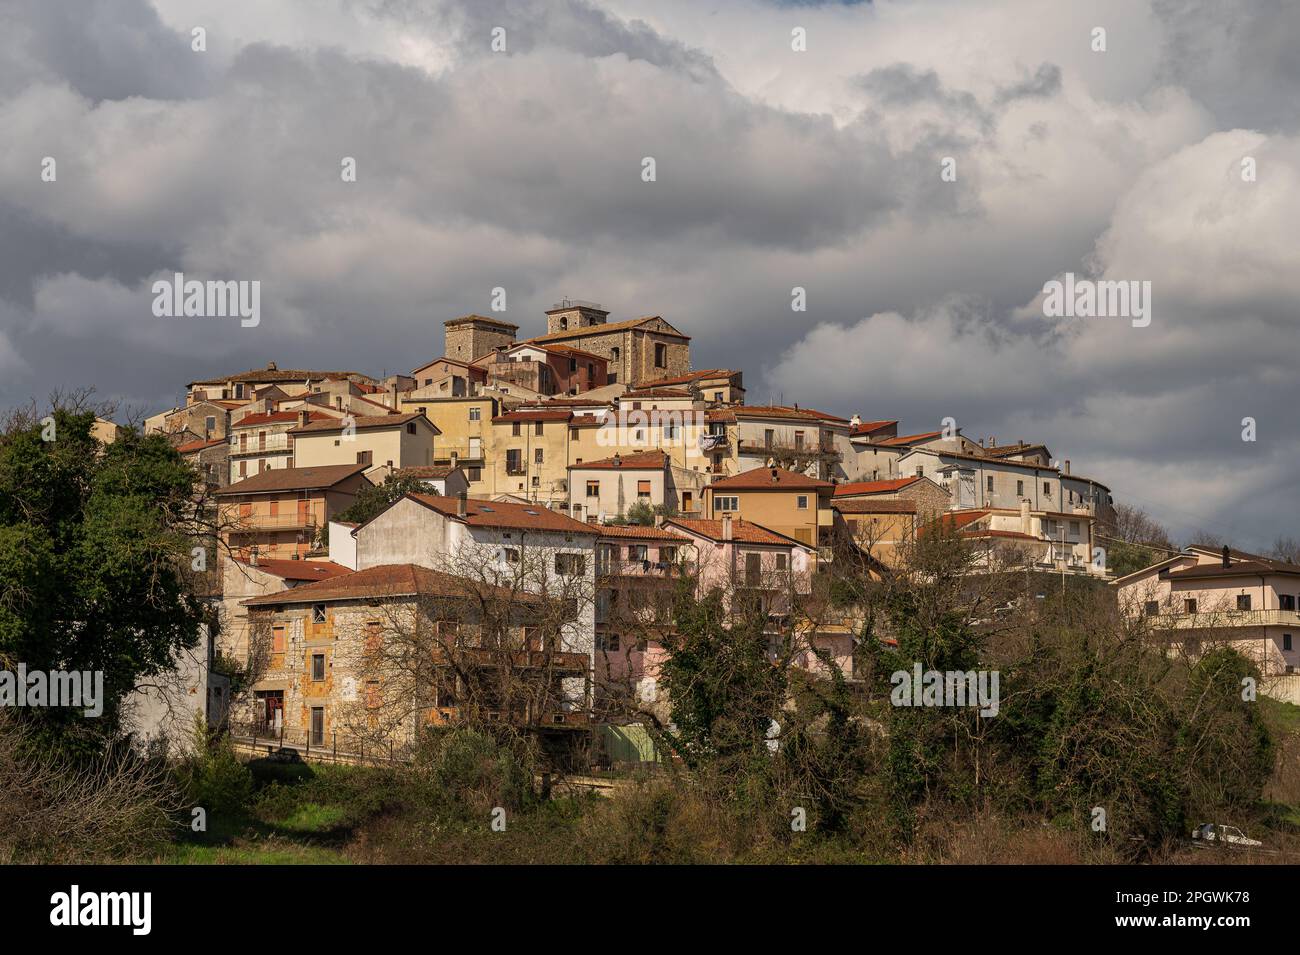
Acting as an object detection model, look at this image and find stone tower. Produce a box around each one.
[545,299,609,335]
[443,314,518,362]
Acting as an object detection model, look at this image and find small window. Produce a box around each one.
[1184,598,1198,614]
[1144,601,1159,617]
[1016,479,1024,496]
[512,422,521,436]
[1069,521,1080,535]
[796,495,809,509]
[1284,634,1293,651]
[357,449,372,466]
[555,553,586,576]
[1280,594,1296,611]
[660,545,677,563]
[1237,594,1252,611]
[586,480,600,497]
[535,448,544,464]
[503,547,520,564]
[311,653,326,681]
[775,553,788,570]
[534,421,544,437]
[469,407,481,421]
[312,604,326,624]
[654,343,666,367]
[637,480,651,499]
[597,633,621,652]
[1043,482,1052,497]
[987,476,994,492]
[715,496,739,512]
[467,467,481,481]
[406,422,417,435]
[629,544,648,561]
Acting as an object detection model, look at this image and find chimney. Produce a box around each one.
[721,513,733,541]
[390,382,398,410]
[613,453,621,468]
[457,490,468,518]
[989,435,996,447]
[1063,459,1071,474]
[1020,499,1031,535]
[1222,545,1231,568]
[267,361,277,371]
[297,410,309,428]
[770,467,779,483]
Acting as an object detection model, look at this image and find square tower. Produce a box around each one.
[545,299,609,335]
[443,315,518,362]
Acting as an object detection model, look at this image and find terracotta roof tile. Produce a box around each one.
[733,405,848,423]
[243,563,527,607]
[215,463,369,496]
[525,316,689,344]
[568,450,668,471]
[176,437,227,454]
[663,517,810,547]
[289,413,430,434]
[832,477,921,497]
[709,466,833,490]
[407,494,599,535]
[879,430,944,446]
[596,524,688,540]
[234,558,354,582]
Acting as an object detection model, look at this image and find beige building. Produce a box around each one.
[214,463,371,560]
[289,412,439,477]
[396,394,497,493]
[228,409,336,483]
[703,466,837,550]
[566,450,707,524]
[488,409,575,506]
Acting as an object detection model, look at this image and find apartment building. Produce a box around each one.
[289,412,439,478]
[228,409,336,483]
[489,409,574,506]
[703,466,836,550]
[724,405,854,481]
[214,463,371,560]
[1114,546,1300,676]
[638,368,745,405]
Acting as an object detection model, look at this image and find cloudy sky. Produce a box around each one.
[1,0,1297,547]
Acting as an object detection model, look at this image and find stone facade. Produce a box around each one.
[443,315,518,362]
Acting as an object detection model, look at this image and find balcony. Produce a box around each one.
[1145,609,1300,631]
[596,559,688,579]
[430,646,588,673]
[230,434,294,455]
[228,512,321,531]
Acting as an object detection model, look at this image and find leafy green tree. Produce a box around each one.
[0,405,206,753]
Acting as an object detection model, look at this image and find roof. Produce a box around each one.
[708,466,833,491]
[833,499,917,515]
[569,450,668,471]
[622,388,694,399]
[232,410,334,428]
[663,518,810,548]
[442,314,519,330]
[832,476,921,497]
[405,494,600,535]
[849,420,897,437]
[597,524,690,541]
[190,366,367,387]
[985,442,1050,459]
[640,369,737,387]
[493,410,573,423]
[732,405,849,424]
[569,415,605,429]
[176,437,227,454]
[243,563,526,607]
[410,356,477,374]
[233,559,354,582]
[937,510,990,531]
[879,430,944,446]
[394,465,461,480]
[960,529,1042,543]
[214,463,369,496]
[1165,560,1300,580]
[525,315,690,345]
[901,446,1061,473]
[288,412,433,435]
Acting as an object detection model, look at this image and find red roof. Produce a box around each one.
[597,524,688,541]
[233,410,334,428]
[492,410,573,423]
[233,558,354,582]
[176,437,227,454]
[733,405,848,424]
[664,518,809,548]
[214,463,370,496]
[243,563,529,607]
[568,450,667,471]
[879,430,945,446]
[849,420,897,437]
[622,388,694,399]
[640,369,736,387]
[405,494,599,535]
[289,412,429,434]
[709,466,833,491]
[832,476,920,497]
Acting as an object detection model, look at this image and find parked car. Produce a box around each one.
[1191,823,1262,847]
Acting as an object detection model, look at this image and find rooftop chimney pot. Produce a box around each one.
[457,490,468,518]
[1222,544,1231,568]
[721,513,733,541]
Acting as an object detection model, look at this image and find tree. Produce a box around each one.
[333,474,436,530]
[0,401,205,753]
[1098,503,1177,578]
